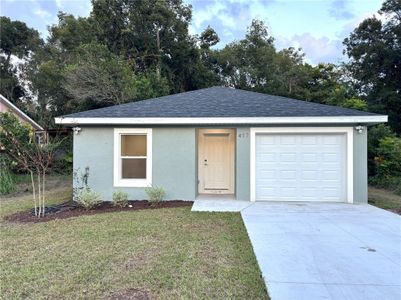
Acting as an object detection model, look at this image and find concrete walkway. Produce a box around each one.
[192,201,401,300]
[191,199,252,212]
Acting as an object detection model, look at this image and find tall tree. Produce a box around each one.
[63,42,139,109]
[48,12,97,51]
[91,0,206,92]
[0,17,42,102]
[217,19,276,89]
[343,0,401,133]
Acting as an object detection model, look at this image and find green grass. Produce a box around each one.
[368,186,401,212]
[0,183,267,299]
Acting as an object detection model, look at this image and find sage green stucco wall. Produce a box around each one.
[236,128,250,200]
[74,127,114,200]
[152,128,196,200]
[73,127,196,201]
[353,129,368,203]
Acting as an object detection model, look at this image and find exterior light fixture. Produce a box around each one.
[354,125,365,134]
[72,127,81,135]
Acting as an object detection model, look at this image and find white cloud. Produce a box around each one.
[55,0,63,9]
[191,0,226,29]
[329,0,355,20]
[339,10,387,38]
[33,7,52,18]
[276,33,344,65]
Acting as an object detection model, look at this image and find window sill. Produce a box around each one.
[113,179,151,188]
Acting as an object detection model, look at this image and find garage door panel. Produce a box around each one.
[258,187,278,198]
[279,170,297,179]
[280,136,297,145]
[279,153,297,162]
[255,133,346,202]
[322,135,341,145]
[301,153,318,162]
[256,153,276,162]
[322,170,340,180]
[301,170,318,180]
[301,188,318,197]
[323,153,340,161]
[259,170,276,179]
[301,136,317,144]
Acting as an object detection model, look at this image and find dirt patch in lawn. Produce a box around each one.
[4,200,193,223]
[104,288,152,300]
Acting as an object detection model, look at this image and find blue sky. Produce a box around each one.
[1,0,383,64]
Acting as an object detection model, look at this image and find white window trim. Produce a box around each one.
[113,128,152,187]
[250,127,354,203]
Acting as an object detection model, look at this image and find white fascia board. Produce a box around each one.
[55,115,388,125]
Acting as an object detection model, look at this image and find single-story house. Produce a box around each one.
[55,87,387,203]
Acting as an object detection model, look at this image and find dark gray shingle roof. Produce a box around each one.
[61,86,379,118]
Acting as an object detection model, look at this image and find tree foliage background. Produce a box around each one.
[1,0,400,189]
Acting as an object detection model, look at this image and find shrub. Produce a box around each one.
[53,151,73,175]
[145,185,165,204]
[112,190,129,207]
[369,135,401,196]
[375,136,401,178]
[75,189,102,210]
[0,160,15,195]
[368,124,395,175]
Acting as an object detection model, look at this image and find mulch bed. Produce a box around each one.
[4,200,193,223]
[390,208,401,215]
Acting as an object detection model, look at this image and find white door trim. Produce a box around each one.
[198,129,235,194]
[250,127,353,203]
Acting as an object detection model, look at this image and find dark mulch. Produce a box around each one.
[390,208,401,215]
[4,200,193,223]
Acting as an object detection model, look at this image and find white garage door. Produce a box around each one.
[255,133,346,202]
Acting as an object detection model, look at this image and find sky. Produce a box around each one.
[1,0,384,65]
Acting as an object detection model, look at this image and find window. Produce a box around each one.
[114,128,152,187]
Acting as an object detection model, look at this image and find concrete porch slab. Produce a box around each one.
[191,199,252,212]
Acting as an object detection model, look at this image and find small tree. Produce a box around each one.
[0,112,60,217]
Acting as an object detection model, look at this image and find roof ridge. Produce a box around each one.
[57,87,384,119]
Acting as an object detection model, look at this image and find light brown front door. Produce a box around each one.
[198,129,235,194]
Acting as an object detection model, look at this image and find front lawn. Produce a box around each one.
[0,182,267,299]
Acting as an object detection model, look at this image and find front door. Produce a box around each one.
[198,129,235,194]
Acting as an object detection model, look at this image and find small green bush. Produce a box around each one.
[369,135,401,196]
[0,161,15,195]
[75,189,102,210]
[368,124,395,175]
[145,185,166,204]
[112,190,129,207]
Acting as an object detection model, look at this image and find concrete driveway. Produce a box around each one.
[241,203,401,300]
